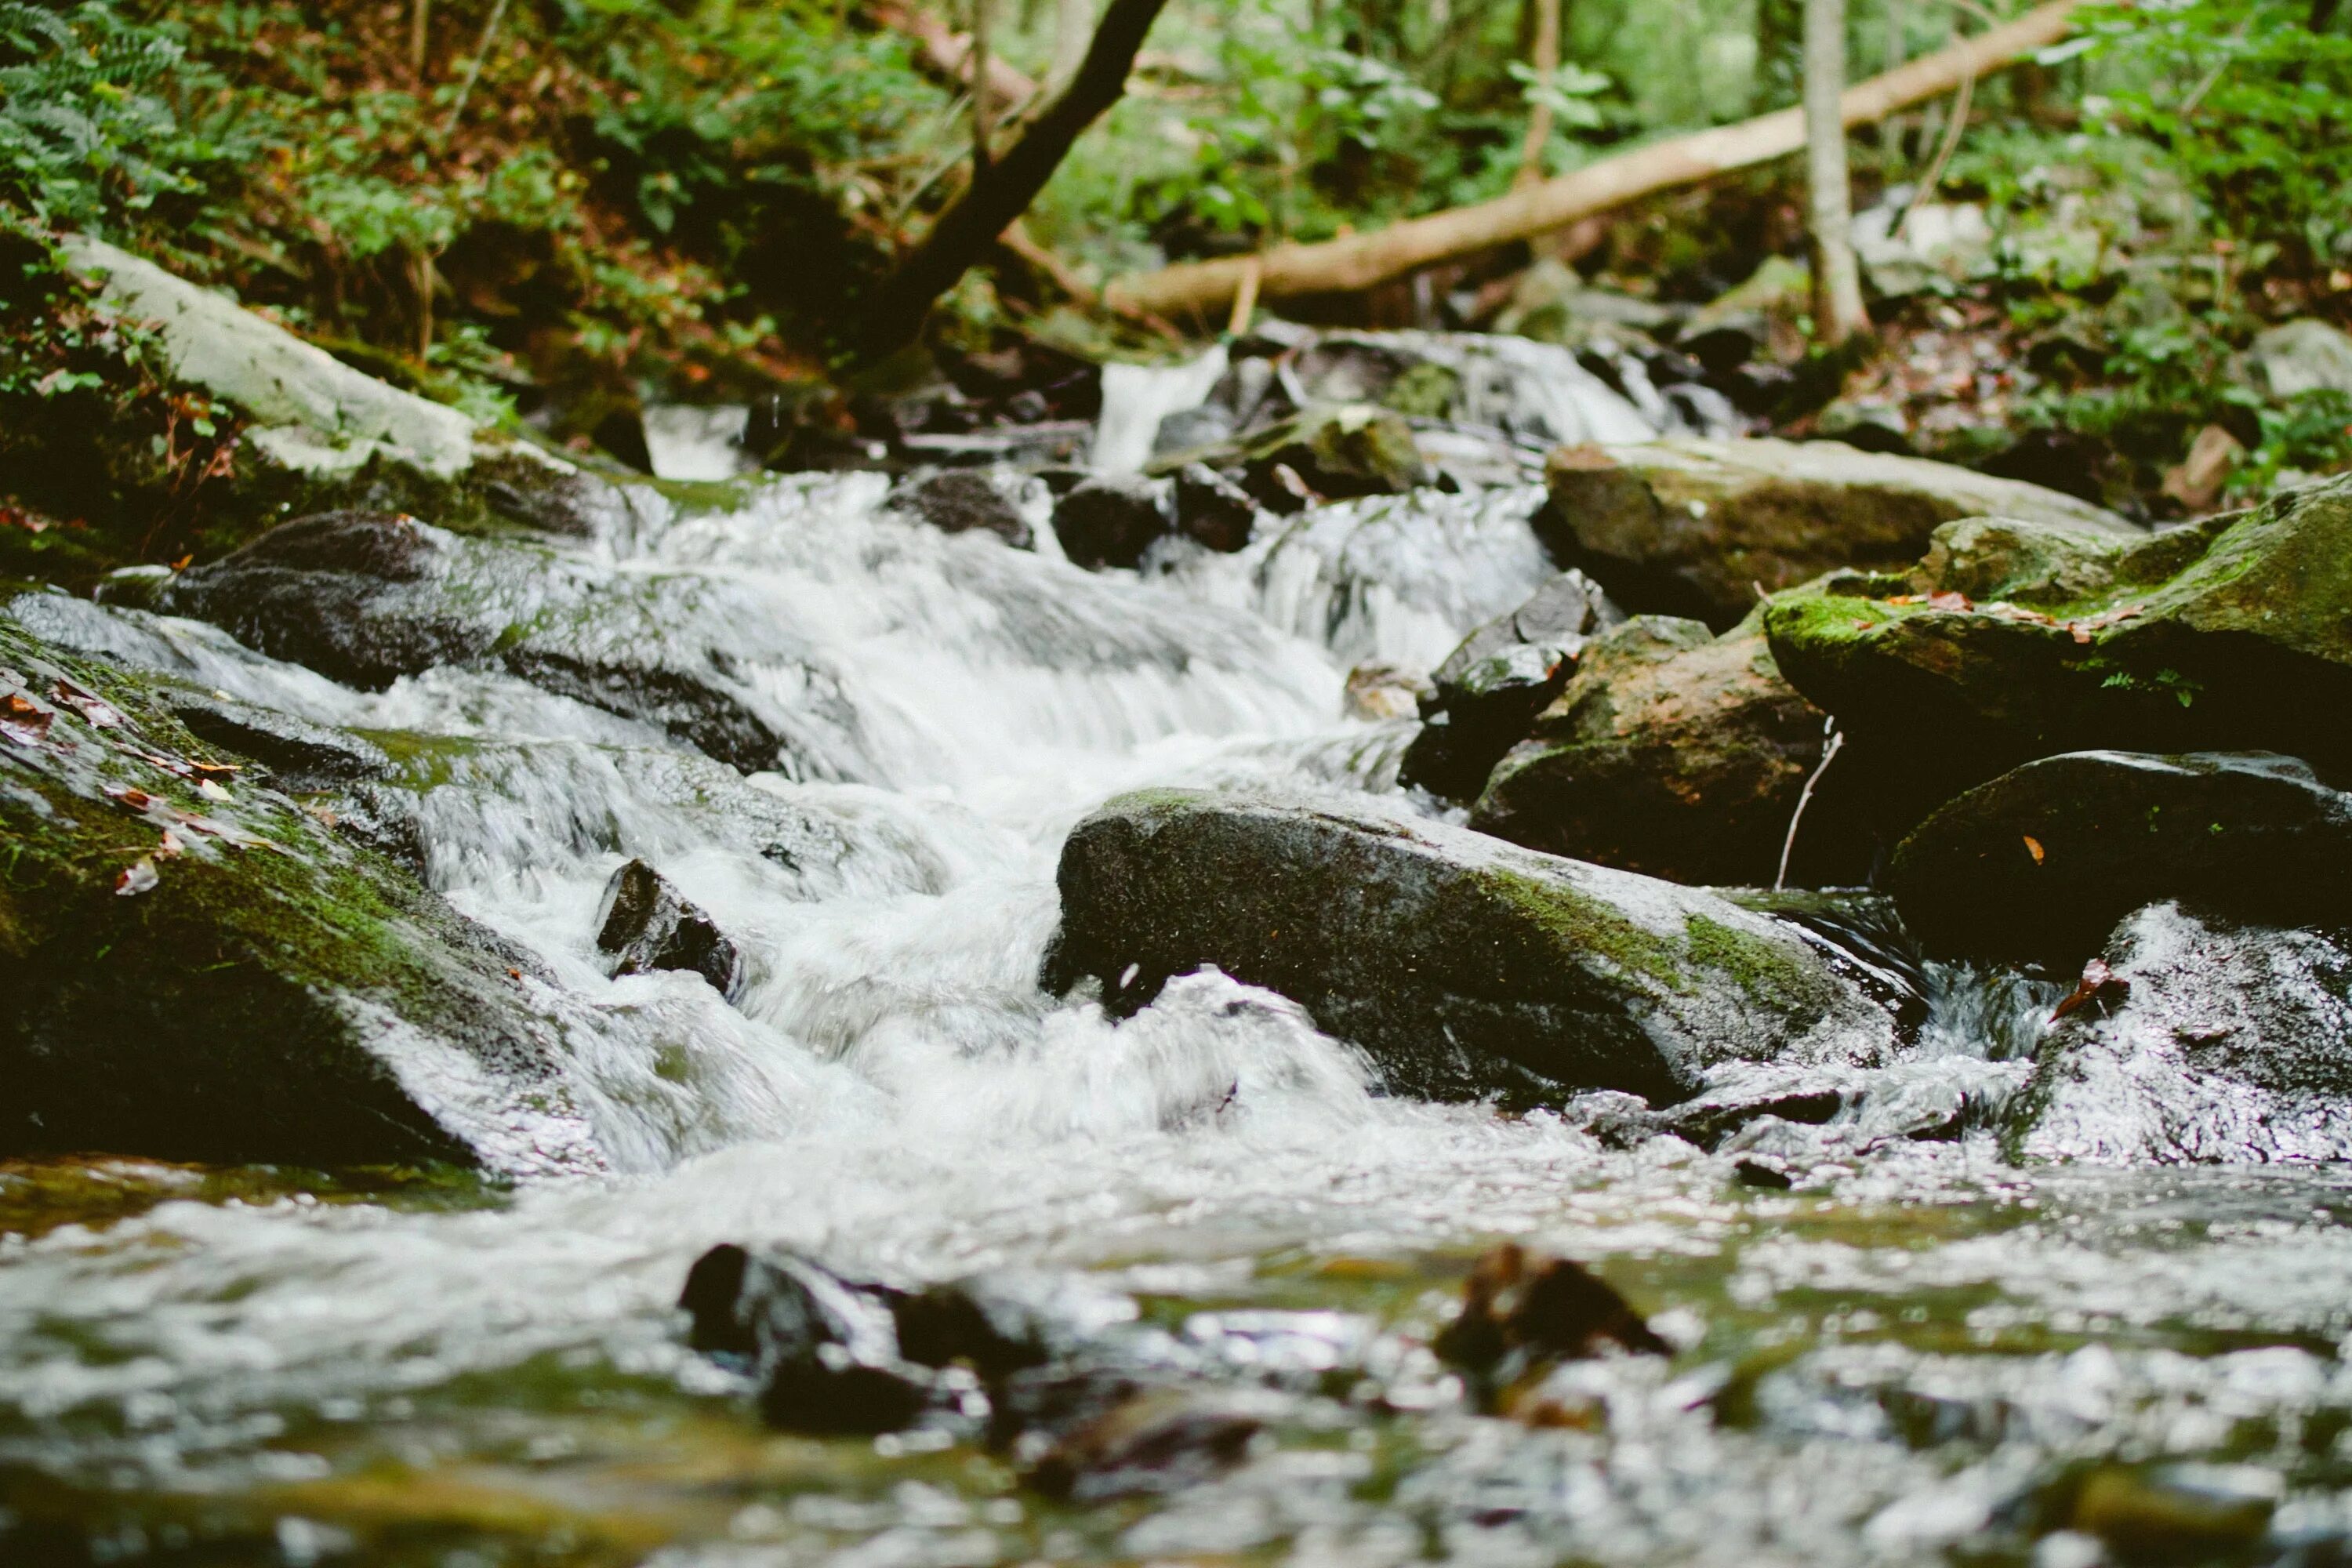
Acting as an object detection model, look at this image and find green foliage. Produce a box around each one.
[0,0,265,233]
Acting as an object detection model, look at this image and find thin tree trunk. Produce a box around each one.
[858,0,1171,355]
[970,0,994,171]
[1515,0,1561,185]
[410,0,430,73]
[1804,0,1869,345]
[1105,0,2081,321]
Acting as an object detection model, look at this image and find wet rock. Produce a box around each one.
[1763,475,2352,779]
[1041,789,1897,1104]
[1433,1243,1666,1412]
[887,469,1034,548]
[151,690,393,792]
[677,1245,942,1434]
[1399,568,1622,801]
[594,858,745,1000]
[0,611,598,1171]
[2252,319,2352,401]
[1887,751,2352,968]
[1025,1390,1267,1501]
[2008,903,2352,1163]
[154,510,840,775]
[1541,437,2133,628]
[1470,611,1866,886]
[1237,404,1431,503]
[1051,476,1168,569]
[1171,462,1258,552]
[1849,200,1994,297]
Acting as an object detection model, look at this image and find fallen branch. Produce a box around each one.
[1105,0,2082,322]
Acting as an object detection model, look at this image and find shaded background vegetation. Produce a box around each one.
[2,0,2348,514]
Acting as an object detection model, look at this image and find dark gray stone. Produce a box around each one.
[1041,789,1896,1105]
[889,469,1034,548]
[1889,750,2352,967]
[594,858,745,1000]
[1171,463,1257,553]
[1400,569,1621,800]
[1052,476,1169,570]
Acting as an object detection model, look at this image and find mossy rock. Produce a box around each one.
[0,605,601,1170]
[1469,608,1871,886]
[1541,437,2136,630]
[1040,789,1896,1105]
[1763,474,2352,782]
[147,510,849,775]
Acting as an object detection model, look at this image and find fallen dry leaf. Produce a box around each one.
[2051,958,2129,1022]
[50,681,123,728]
[155,829,186,859]
[114,858,159,897]
[103,784,158,814]
[2023,834,2045,866]
[196,779,233,804]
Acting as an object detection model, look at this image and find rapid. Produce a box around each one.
[5,405,2352,1567]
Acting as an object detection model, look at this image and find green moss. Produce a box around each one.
[1478,865,1686,995]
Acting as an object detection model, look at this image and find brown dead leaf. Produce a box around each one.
[2023,834,2045,866]
[2051,958,2129,1022]
[196,779,233,804]
[155,829,187,859]
[114,858,159,897]
[103,785,159,814]
[50,681,123,728]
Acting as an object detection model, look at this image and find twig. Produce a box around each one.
[1898,54,1972,237]
[441,0,512,135]
[1775,717,1846,891]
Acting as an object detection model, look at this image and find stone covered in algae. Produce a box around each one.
[1762,474,2352,780]
[1041,789,1896,1105]
[0,605,600,1171]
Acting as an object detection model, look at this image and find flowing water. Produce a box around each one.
[5,452,2352,1568]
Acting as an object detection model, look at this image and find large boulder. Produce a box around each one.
[1763,476,2352,780]
[1541,437,2133,628]
[1469,610,1867,886]
[2007,904,2352,1163]
[1888,751,2352,967]
[1040,790,1897,1104]
[1399,568,1622,801]
[0,608,600,1171]
[148,510,851,775]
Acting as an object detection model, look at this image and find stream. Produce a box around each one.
[5,414,2352,1566]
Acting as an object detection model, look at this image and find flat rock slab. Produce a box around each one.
[1543,437,2133,628]
[2009,903,2352,1164]
[1042,789,1896,1105]
[154,510,850,776]
[1889,750,2352,967]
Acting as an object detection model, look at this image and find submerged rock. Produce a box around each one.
[595,858,746,1000]
[1541,437,2132,628]
[1026,1391,1269,1501]
[887,469,1035,548]
[1399,568,1621,801]
[2008,904,2352,1163]
[1163,404,1431,506]
[677,1245,945,1434]
[1051,475,1168,569]
[1041,789,1896,1104]
[153,510,846,775]
[1764,476,2352,779]
[0,611,597,1171]
[1435,1243,1667,1375]
[1888,751,2352,967]
[1470,611,1864,886]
